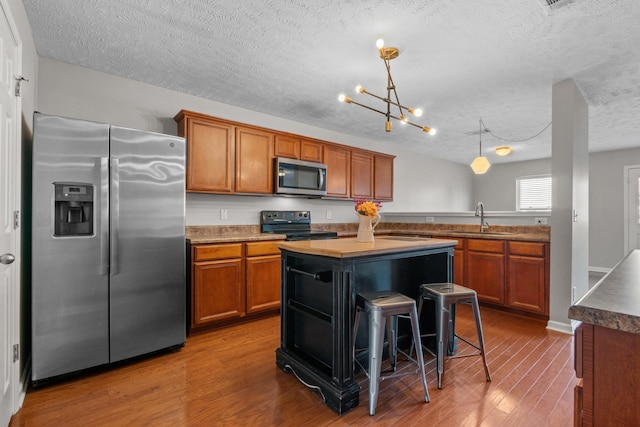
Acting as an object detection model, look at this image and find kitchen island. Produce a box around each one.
[274,236,457,414]
[569,249,640,426]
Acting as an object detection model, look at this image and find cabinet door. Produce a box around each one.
[374,154,394,200]
[235,127,274,193]
[466,240,505,305]
[453,240,465,285]
[507,255,546,314]
[193,259,244,326]
[324,144,351,198]
[274,134,300,159]
[351,150,374,199]
[246,254,281,313]
[300,139,323,162]
[186,119,235,192]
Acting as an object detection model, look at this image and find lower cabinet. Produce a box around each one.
[245,242,282,313]
[446,236,549,318]
[189,240,282,333]
[466,239,506,305]
[507,241,549,315]
[574,322,640,426]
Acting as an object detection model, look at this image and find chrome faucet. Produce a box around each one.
[475,201,489,232]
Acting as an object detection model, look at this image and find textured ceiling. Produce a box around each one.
[22,0,640,165]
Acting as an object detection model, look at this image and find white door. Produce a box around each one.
[0,1,20,424]
[626,166,640,254]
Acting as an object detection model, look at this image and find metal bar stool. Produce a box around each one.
[353,291,430,416]
[415,283,491,389]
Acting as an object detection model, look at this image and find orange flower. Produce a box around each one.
[354,199,382,217]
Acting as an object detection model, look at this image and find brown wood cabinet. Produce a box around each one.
[175,109,394,198]
[324,144,351,198]
[191,244,244,327]
[235,126,274,194]
[176,112,235,193]
[574,322,640,426]
[443,235,549,318]
[466,239,506,305]
[507,241,549,315]
[350,149,374,199]
[374,154,394,200]
[245,241,281,313]
[275,134,324,163]
[452,238,465,285]
[189,240,283,334]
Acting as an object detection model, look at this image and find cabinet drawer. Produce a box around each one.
[194,243,243,261]
[467,239,505,253]
[246,241,282,257]
[509,241,545,257]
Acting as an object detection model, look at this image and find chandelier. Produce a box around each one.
[339,39,436,136]
[470,119,491,174]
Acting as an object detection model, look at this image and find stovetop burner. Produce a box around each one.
[260,210,338,241]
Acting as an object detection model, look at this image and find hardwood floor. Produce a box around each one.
[10,306,575,426]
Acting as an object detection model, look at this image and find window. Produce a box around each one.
[517,175,551,211]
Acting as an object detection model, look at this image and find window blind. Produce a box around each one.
[517,175,551,211]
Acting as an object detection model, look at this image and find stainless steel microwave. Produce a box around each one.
[274,157,327,196]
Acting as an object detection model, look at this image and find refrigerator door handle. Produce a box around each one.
[110,158,120,276]
[99,157,109,276]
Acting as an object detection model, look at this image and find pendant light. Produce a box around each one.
[470,118,491,174]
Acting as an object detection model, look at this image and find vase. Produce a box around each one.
[356,213,380,242]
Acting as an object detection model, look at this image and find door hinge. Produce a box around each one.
[13,344,19,363]
[14,76,29,97]
[14,211,20,229]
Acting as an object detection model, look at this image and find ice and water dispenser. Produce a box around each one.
[53,183,94,236]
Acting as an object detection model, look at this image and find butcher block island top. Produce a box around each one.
[275,236,458,258]
[569,249,640,334]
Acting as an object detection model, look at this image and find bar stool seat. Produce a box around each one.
[415,283,491,389]
[353,291,430,416]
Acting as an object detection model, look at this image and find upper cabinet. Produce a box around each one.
[175,112,235,193]
[235,126,274,194]
[374,154,394,201]
[175,109,394,199]
[351,149,374,200]
[324,144,351,198]
[275,134,323,163]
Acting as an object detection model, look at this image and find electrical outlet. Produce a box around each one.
[425,216,435,223]
[326,210,332,219]
[220,209,228,220]
[535,217,548,225]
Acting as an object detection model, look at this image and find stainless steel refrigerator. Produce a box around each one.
[31,113,186,383]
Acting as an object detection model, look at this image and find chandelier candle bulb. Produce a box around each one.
[338,38,436,136]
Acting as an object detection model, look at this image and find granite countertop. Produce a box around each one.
[569,249,640,334]
[186,223,549,245]
[276,236,458,259]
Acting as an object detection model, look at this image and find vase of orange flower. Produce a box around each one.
[354,199,381,242]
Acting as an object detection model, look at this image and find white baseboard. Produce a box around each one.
[17,354,31,411]
[546,320,574,335]
[588,266,611,274]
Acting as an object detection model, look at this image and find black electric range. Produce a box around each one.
[260,210,338,241]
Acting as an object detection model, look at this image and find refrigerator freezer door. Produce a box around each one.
[109,126,186,362]
[32,114,110,381]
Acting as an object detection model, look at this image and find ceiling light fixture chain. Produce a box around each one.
[471,117,491,174]
[339,39,436,136]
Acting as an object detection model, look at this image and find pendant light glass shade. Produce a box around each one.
[470,156,491,174]
[470,118,491,174]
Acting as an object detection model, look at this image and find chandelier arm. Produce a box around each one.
[359,88,415,113]
[345,100,431,131]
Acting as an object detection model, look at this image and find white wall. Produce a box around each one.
[37,57,474,225]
